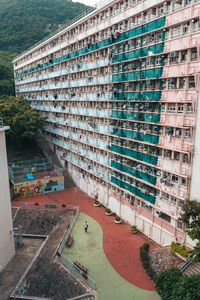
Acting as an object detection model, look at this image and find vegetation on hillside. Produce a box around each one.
[0,0,90,54]
[0,51,15,96]
[0,96,46,145]
[0,0,91,96]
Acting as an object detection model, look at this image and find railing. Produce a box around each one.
[14,0,113,61]
[61,255,96,290]
[180,258,191,273]
[0,117,3,127]
[56,206,80,256]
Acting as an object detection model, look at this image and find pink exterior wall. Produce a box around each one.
[158,136,192,152]
[164,32,200,52]
[163,61,199,77]
[161,90,197,102]
[166,3,200,27]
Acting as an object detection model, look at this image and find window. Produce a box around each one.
[191,48,197,61]
[171,25,181,37]
[167,103,176,112]
[188,76,195,88]
[177,103,184,113]
[179,77,186,89]
[186,104,193,114]
[159,212,171,223]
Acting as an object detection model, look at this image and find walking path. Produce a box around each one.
[12,188,159,296]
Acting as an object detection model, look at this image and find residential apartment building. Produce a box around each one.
[0,119,15,270]
[13,0,200,246]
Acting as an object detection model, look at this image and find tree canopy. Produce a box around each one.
[154,268,200,300]
[0,0,91,54]
[180,200,200,262]
[0,95,46,145]
[0,51,15,96]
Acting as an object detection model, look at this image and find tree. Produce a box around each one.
[154,268,182,300]
[154,268,200,300]
[0,95,46,145]
[180,200,200,262]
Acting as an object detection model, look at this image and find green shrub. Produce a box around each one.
[140,248,148,257]
[171,241,189,257]
[115,216,121,222]
[154,268,182,300]
[105,208,111,213]
[94,200,100,205]
[140,254,149,262]
[142,261,150,269]
[154,268,200,300]
[143,242,150,251]
[146,267,155,279]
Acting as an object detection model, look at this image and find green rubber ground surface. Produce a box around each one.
[62,212,160,300]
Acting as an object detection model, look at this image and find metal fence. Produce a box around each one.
[61,255,96,291]
[56,206,80,256]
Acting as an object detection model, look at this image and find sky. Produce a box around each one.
[73,0,100,6]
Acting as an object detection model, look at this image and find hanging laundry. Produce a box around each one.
[90,59,93,63]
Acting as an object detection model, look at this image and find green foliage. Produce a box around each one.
[171,241,190,258]
[0,51,15,96]
[94,200,100,205]
[0,95,46,144]
[115,216,121,222]
[0,0,91,54]
[130,225,137,232]
[143,242,150,251]
[179,200,200,262]
[105,208,111,213]
[154,268,182,300]
[180,200,200,241]
[142,261,150,269]
[172,273,200,300]
[154,268,200,300]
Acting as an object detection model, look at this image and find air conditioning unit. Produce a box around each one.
[155,210,160,215]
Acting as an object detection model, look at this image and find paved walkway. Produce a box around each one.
[12,188,159,293]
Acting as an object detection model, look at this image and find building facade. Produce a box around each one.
[13,0,200,246]
[0,119,15,270]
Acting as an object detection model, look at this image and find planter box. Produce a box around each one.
[106,212,112,216]
[93,203,100,207]
[175,252,187,262]
[115,219,122,224]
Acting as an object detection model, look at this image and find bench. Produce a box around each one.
[66,235,73,247]
[73,261,87,273]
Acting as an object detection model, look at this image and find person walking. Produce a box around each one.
[84,221,88,233]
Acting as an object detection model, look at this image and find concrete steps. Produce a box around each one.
[183,262,200,276]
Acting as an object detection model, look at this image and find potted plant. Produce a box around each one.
[105,208,112,215]
[93,200,100,207]
[130,225,137,234]
[115,216,122,224]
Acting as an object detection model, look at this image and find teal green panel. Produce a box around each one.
[111,145,158,165]
[111,176,156,204]
[111,161,156,185]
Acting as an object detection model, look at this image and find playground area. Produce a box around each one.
[8,158,64,199]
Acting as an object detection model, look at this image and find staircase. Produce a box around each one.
[35,131,76,188]
[183,262,200,276]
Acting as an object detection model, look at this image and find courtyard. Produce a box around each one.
[12,187,160,300]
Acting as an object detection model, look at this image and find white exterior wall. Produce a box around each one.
[0,126,15,271]
[190,84,200,202]
[70,163,181,246]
